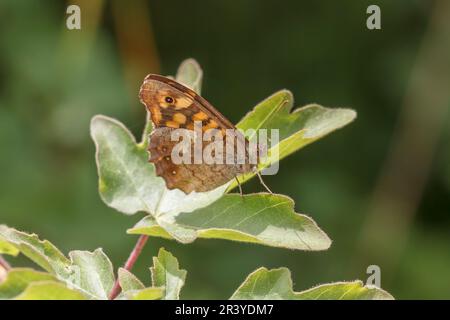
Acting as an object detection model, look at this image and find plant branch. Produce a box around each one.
[0,254,11,271]
[108,235,149,300]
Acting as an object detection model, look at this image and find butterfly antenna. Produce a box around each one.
[234,176,243,197]
[256,171,273,194]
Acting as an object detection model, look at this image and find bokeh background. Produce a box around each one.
[1,0,449,299]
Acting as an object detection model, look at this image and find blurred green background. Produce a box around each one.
[1,0,449,299]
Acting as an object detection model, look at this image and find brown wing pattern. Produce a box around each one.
[148,127,242,193]
[139,74,253,194]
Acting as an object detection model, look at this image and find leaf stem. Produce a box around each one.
[0,254,11,271]
[108,235,149,300]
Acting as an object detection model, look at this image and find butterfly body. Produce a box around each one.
[139,74,255,194]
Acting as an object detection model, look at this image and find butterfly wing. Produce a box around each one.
[139,74,253,194]
[148,127,243,193]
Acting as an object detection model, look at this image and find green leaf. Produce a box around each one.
[68,249,115,300]
[0,268,55,299]
[230,267,393,300]
[175,58,203,94]
[125,287,164,300]
[91,115,229,218]
[150,248,186,300]
[0,225,71,276]
[237,90,356,150]
[129,216,197,244]
[295,281,394,300]
[129,194,331,250]
[14,281,87,300]
[118,268,145,292]
[0,225,115,300]
[231,90,356,187]
[0,239,19,256]
[117,268,164,300]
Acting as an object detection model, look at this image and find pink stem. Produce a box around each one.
[0,255,11,271]
[108,235,149,300]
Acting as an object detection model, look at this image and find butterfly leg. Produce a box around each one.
[234,176,243,197]
[257,171,273,194]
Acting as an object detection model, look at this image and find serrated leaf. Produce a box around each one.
[129,193,331,250]
[176,58,203,94]
[0,225,71,276]
[0,225,115,300]
[231,90,356,187]
[91,115,229,218]
[150,248,186,300]
[69,249,115,300]
[14,281,86,300]
[118,268,145,292]
[230,267,393,300]
[0,268,56,299]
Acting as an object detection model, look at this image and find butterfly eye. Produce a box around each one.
[165,96,174,104]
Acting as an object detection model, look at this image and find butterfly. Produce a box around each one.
[139,74,271,194]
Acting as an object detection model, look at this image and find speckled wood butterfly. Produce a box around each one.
[139,74,271,194]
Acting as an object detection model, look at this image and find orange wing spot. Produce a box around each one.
[166,120,180,128]
[173,112,187,124]
[193,111,208,121]
[202,119,219,131]
[209,119,218,127]
[175,97,193,109]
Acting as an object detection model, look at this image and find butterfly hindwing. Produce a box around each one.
[149,127,239,193]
